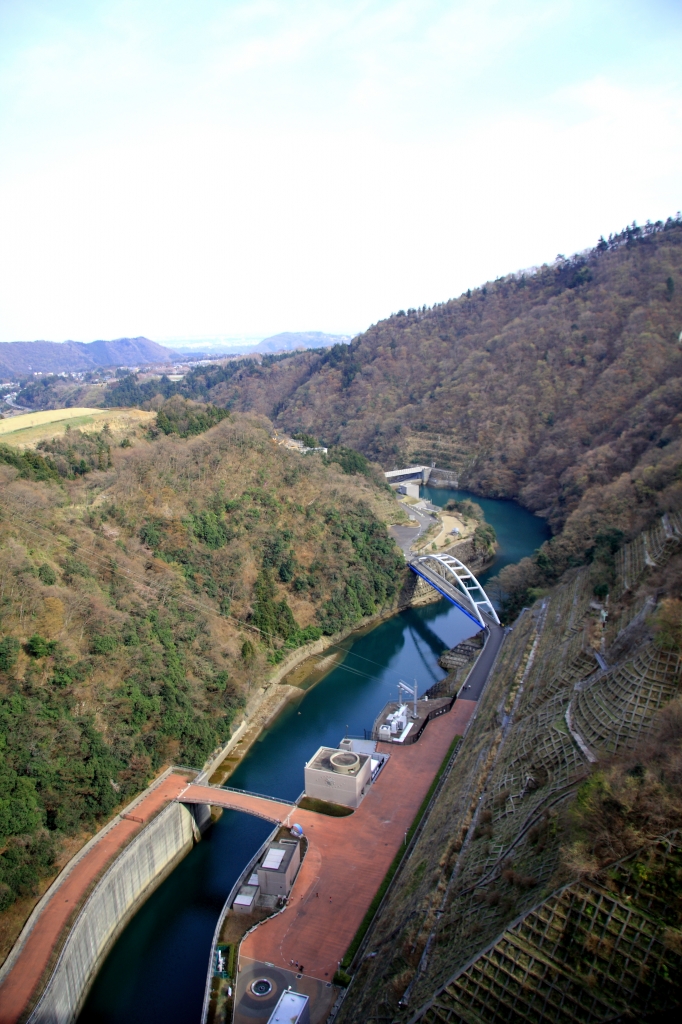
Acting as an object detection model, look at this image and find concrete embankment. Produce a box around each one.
[441,534,496,577]
[27,803,200,1024]
[10,579,440,1019]
[425,468,459,488]
[204,572,440,783]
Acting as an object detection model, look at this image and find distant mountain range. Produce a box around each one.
[173,331,351,357]
[0,337,181,377]
[0,332,351,377]
[253,331,351,353]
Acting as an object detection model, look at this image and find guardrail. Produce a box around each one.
[365,696,456,746]
[191,783,298,807]
[199,824,280,1024]
[199,790,305,1024]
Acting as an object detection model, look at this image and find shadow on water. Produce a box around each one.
[78,809,272,1024]
[79,488,550,1024]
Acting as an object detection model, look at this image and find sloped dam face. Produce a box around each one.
[77,492,550,1024]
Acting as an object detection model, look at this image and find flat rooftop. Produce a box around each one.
[236,698,479,1024]
[306,746,370,775]
[267,989,309,1022]
[261,841,298,875]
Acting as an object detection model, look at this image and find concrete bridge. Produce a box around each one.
[409,553,500,628]
[177,784,296,824]
[385,465,432,484]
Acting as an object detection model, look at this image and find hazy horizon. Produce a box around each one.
[1,1,680,343]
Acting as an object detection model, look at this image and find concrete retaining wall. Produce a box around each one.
[439,536,494,576]
[426,468,459,488]
[29,802,196,1024]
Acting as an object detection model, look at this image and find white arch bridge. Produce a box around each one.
[409,554,500,628]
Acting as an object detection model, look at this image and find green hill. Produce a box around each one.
[0,409,405,956]
[84,217,682,616]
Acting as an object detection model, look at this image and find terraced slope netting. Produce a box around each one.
[404,595,602,1007]
[612,512,682,601]
[339,526,682,1024]
[570,642,681,757]
[412,834,682,1024]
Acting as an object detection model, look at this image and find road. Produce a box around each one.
[389,505,436,557]
[458,621,505,700]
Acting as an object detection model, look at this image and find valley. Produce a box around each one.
[1,217,682,1024]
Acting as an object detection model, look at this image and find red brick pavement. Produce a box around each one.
[0,773,190,1024]
[240,699,476,982]
[0,699,477,1023]
[178,786,294,823]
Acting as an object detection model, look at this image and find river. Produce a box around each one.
[78,489,549,1024]
[420,485,551,589]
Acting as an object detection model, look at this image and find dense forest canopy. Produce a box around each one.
[0,413,404,920]
[3,214,682,938]
[98,216,682,615]
[8,218,682,613]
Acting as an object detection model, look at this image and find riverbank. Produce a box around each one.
[75,485,551,1024]
[0,772,197,1024]
[204,572,441,785]
[234,701,479,1024]
[0,575,442,1019]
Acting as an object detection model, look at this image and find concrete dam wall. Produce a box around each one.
[29,802,200,1024]
[425,467,459,488]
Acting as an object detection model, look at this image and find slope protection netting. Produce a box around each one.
[523,569,600,712]
[418,600,600,986]
[571,643,681,756]
[612,513,682,601]
[416,835,682,1024]
[603,593,649,651]
[410,582,682,1013]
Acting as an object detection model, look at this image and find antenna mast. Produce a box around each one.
[398,679,418,719]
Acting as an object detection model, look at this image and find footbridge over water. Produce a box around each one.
[177,784,296,824]
[409,553,500,628]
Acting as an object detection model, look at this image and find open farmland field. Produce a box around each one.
[0,407,155,447]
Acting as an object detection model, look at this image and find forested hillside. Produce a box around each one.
[0,407,404,943]
[97,217,682,616]
[339,516,682,1024]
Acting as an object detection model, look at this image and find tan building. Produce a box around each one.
[257,840,301,897]
[233,883,259,914]
[304,746,372,809]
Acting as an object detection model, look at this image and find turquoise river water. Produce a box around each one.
[78,489,550,1024]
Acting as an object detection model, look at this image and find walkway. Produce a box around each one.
[237,699,477,1005]
[459,625,505,701]
[0,772,191,1024]
[178,786,294,823]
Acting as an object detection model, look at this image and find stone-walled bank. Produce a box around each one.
[16,576,440,1023]
[27,803,207,1024]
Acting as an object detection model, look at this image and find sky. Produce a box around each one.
[0,0,680,345]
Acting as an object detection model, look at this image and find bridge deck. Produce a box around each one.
[177,785,295,823]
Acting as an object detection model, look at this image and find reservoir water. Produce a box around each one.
[78,489,550,1024]
[420,485,551,590]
